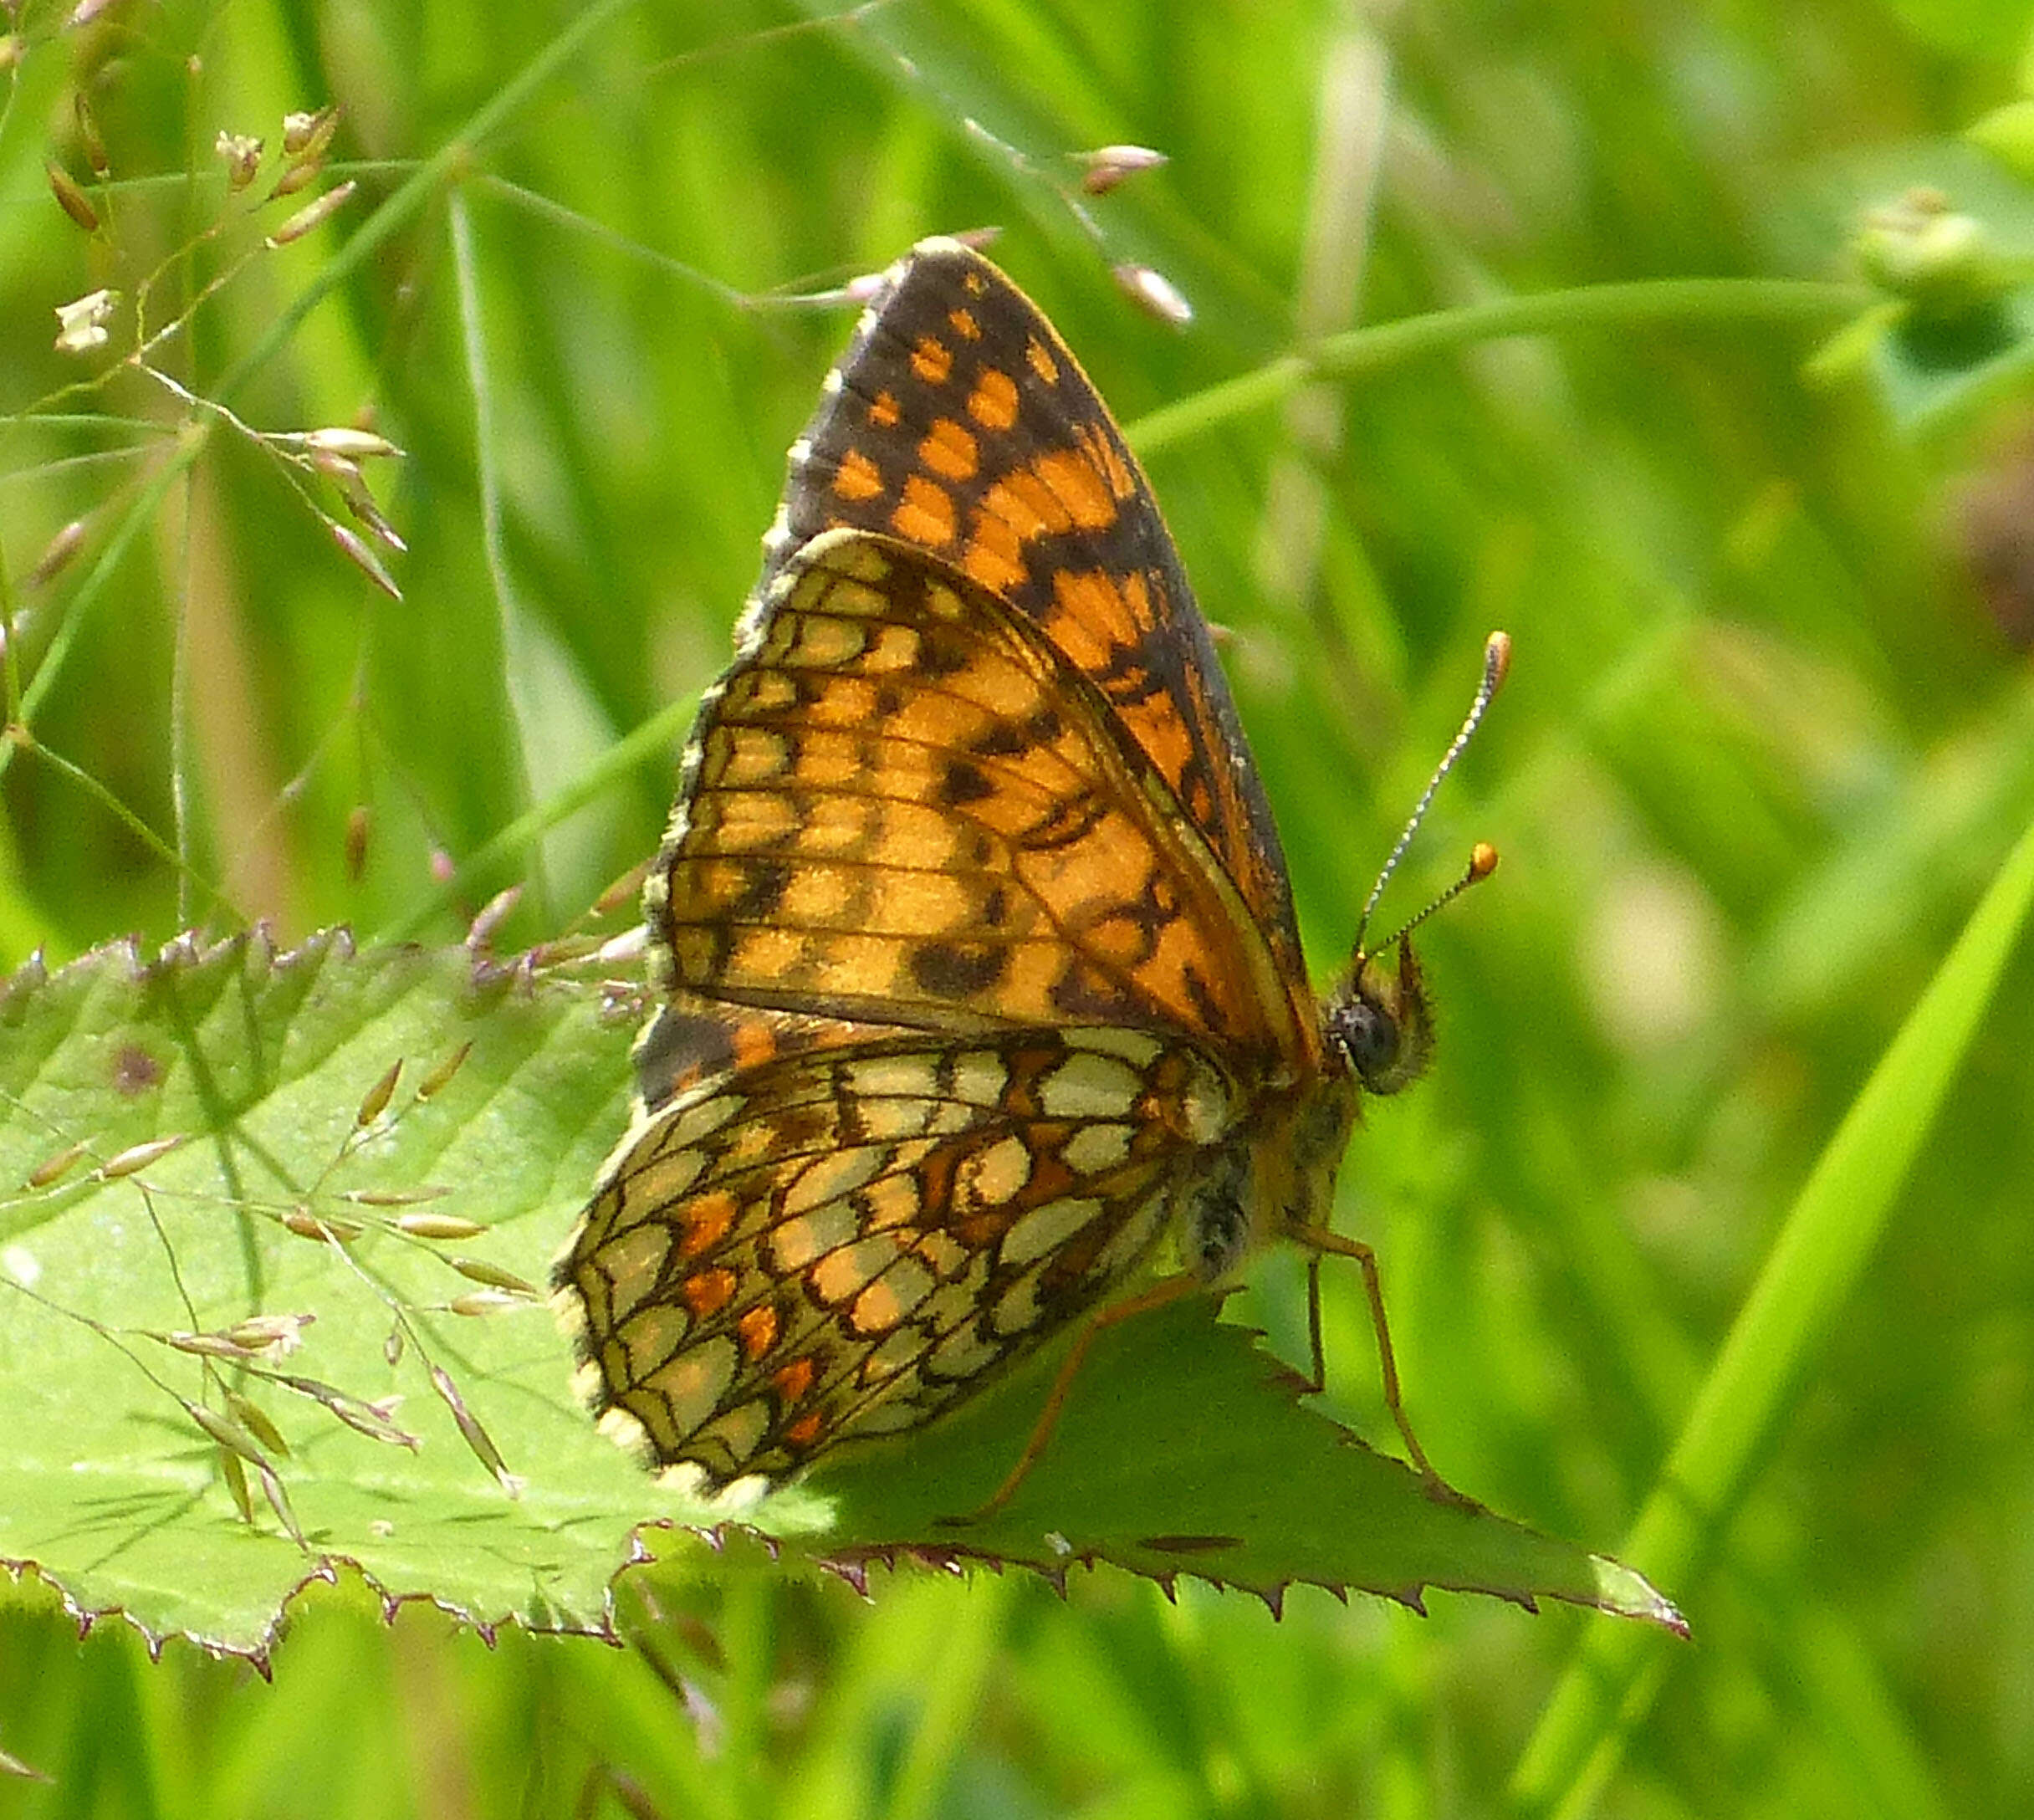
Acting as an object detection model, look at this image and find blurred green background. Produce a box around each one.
[3,0,2033,1814]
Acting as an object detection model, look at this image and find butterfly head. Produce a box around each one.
[1326,631,1508,1097]
[1324,938,1434,1097]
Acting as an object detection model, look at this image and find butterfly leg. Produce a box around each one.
[943,1271,1202,1526]
[1294,1225,1460,1500]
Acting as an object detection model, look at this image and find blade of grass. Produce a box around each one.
[1509,808,2034,1817]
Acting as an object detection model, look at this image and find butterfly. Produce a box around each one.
[554,237,1501,1505]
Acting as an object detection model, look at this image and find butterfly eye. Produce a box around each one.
[1326,939,1433,1097]
[1328,995,1401,1089]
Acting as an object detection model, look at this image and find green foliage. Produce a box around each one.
[3,0,2033,1814]
[0,933,1674,1650]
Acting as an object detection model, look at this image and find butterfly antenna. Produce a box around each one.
[1353,631,1511,959]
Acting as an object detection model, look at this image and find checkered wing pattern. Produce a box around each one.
[647,531,1304,1066]
[560,1027,1236,1481]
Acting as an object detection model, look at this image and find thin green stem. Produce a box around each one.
[2,0,641,782]
[371,693,697,944]
[3,447,197,780]
[21,737,226,914]
[211,0,639,410]
[1126,279,1873,455]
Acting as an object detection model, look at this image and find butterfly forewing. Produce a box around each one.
[769,238,1306,989]
[561,1027,1238,1482]
[651,529,1307,1062]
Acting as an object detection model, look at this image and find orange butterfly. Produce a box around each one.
[556,238,1502,1505]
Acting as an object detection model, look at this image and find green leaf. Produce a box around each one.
[0,932,668,1655]
[808,1293,1683,1627]
[0,932,1679,1657]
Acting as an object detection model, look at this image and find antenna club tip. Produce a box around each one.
[1469,841,1499,881]
[1484,631,1512,688]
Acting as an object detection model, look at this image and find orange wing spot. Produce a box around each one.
[910,335,953,386]
[833,447,886,503]
[948,306,982,340]
[1050,570,1137,672]
[982,468,1073,542]
[962,268,988,297]
[1033,448,1118,529]
[679,1190,738,1258]
[681,1267,738,1318]
[737,1302,779,1362]
[785,1412,825,1448]
[892,473,958,547]
[730,1020,785,1070]
[919,417,979,483]
[1079,422,1138,502]
[1025,336,1060,384]
[962,514,1027,595]
[772,1355,817,1403]
[868,389,902,428]
[966,368,1020,432]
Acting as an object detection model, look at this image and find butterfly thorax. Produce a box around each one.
[1177,937,1435,1281]
[1180,1066,1362,1283]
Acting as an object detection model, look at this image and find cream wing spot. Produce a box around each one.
[958,1132,1032,1207]
[851,1255,933,1335]
[1002,1197,1103,1266]
[620,1302,694,1380]
[767,1201,859,1272]
[990,1269,1045,1338]
[915,1230,969,1277]
[713,726,795,788]
[641,1334,738,1432]
[1101,1194,1171,1272]
[863,1326,930,1378]
[1039,1051,1144,1119]
[953,1052,1008,1107]
[1063,1123,1133,1174]
[665,1091,747,1152]
[596,1402,652,1453]
[846,1055,944,1101]
[696,1400,770,1461]
[1071,1027,1163,1066]
[857,1096,938,1142]
[928,1326,1001,1382]
[781,1147,885,1217]
[600,1224,673,1320]
[855,1397,929,1433]
[810,1235,902,1306]
[856,1170,928,1231]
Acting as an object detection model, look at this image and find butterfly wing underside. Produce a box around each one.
[641,529,1306,1101]
[561,1027,1235,1482]
[762,238,1308,995]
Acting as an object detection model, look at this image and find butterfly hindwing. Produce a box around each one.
[560,1027,1239,1484]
